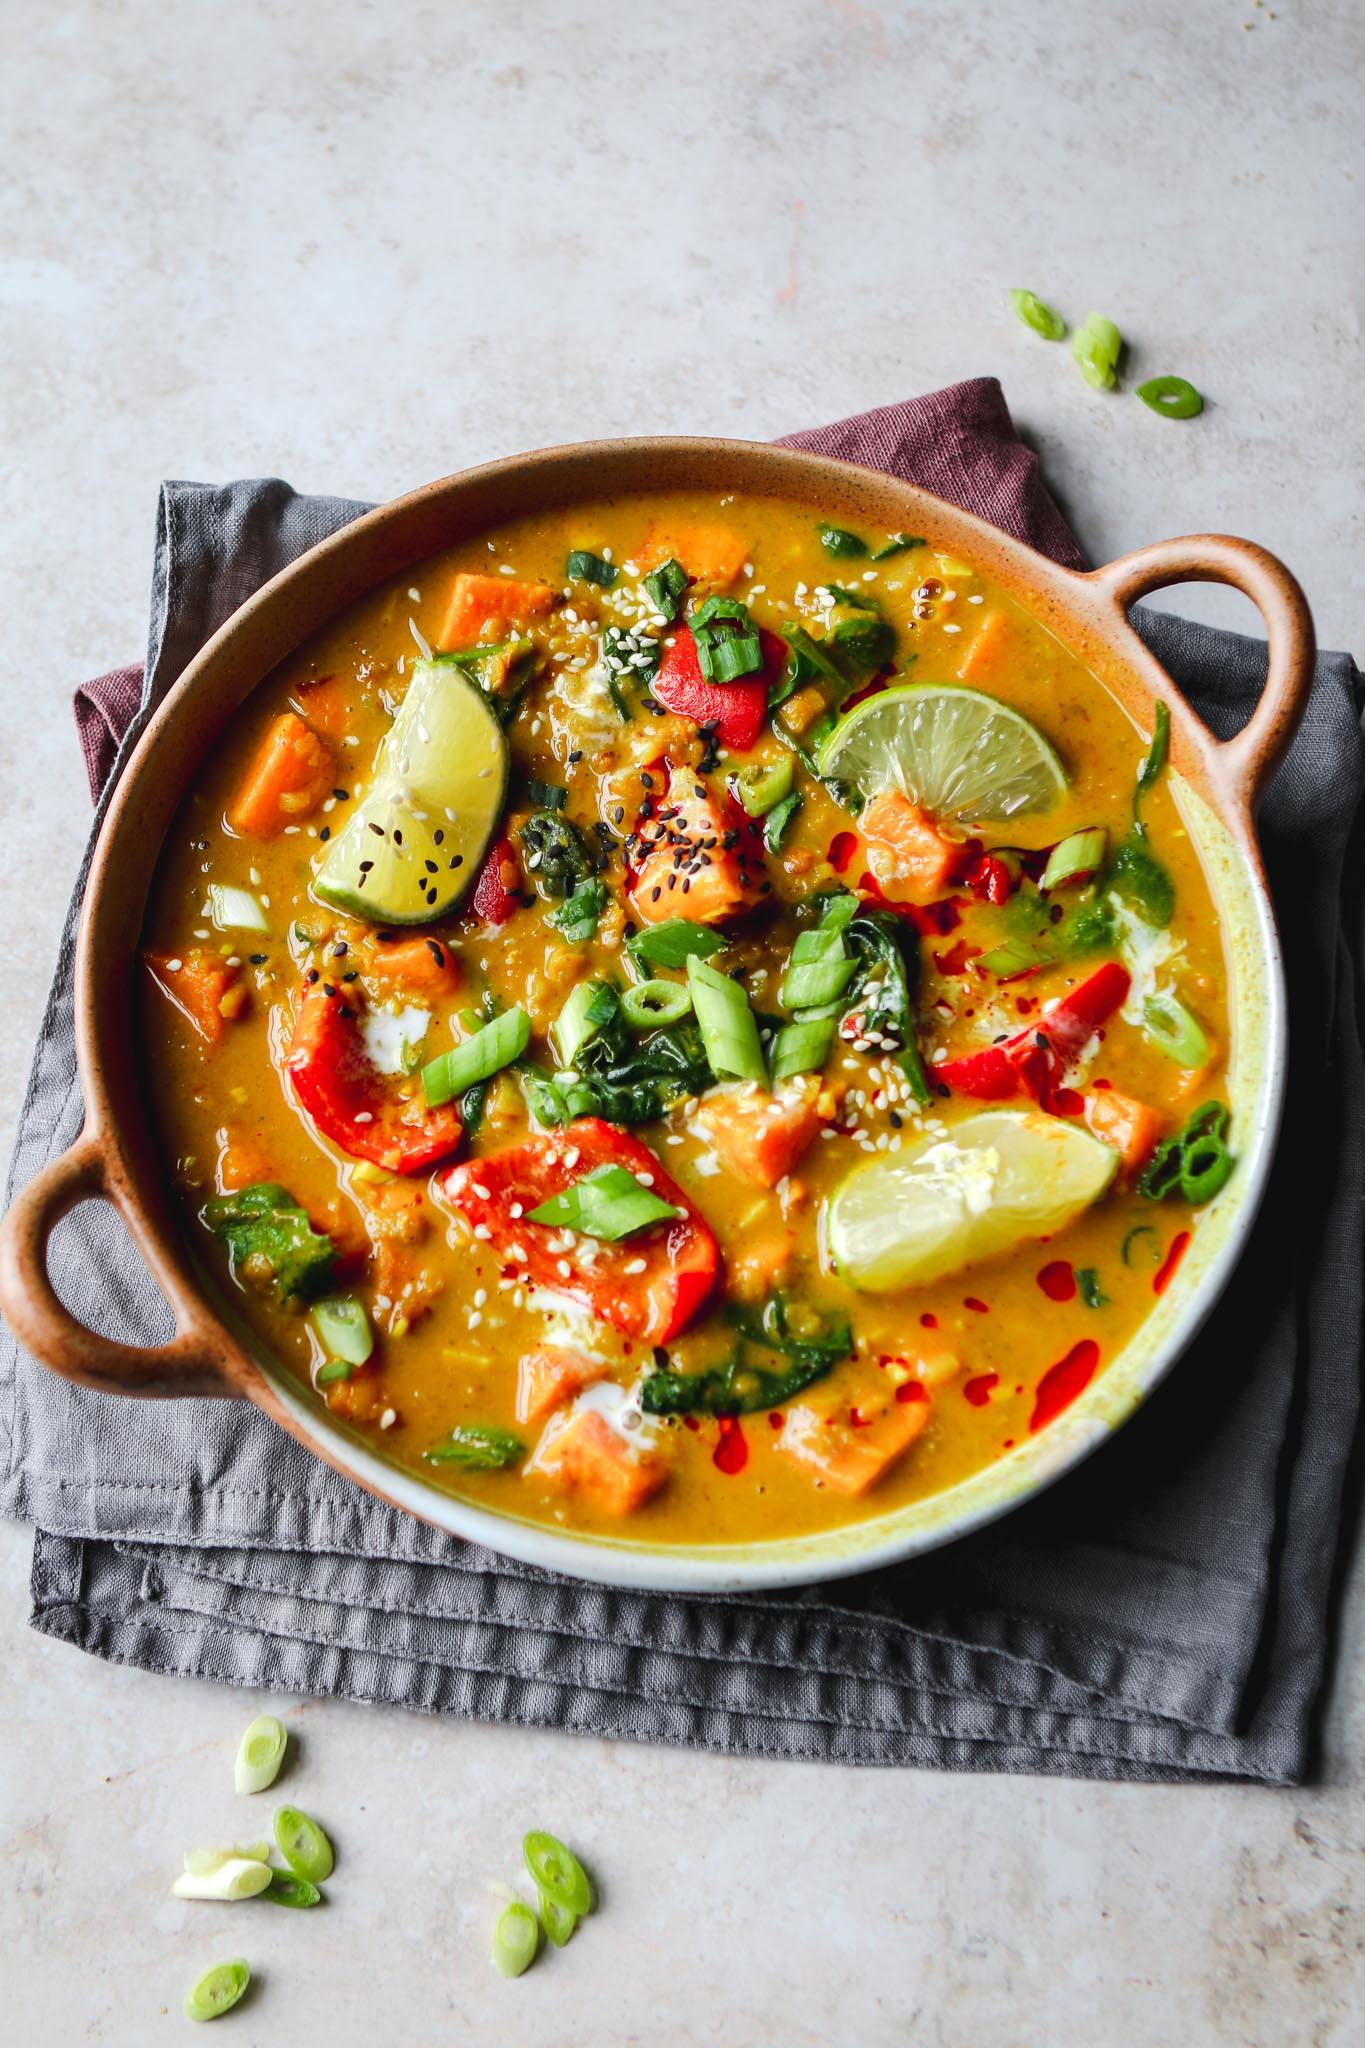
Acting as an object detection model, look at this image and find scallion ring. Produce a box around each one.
[1136,375,1204,420]
[621,980,692,1031]
[183,1959,251,2023]
[273,1805,334,1884]
[523,1831,592,1917]
[233,1714,287,1796]
[492,1900,540,1979]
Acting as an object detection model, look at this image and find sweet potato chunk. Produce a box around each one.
[516,1345,610,1426]
[292,673,352,742]
[957,607,1025,689]
[779,1380,930,1496]
[227,712,335,838]
[630,766,760,927]
[1085,1088,1162,1177]
[639,522,747,591]
[438,571,555,648]
[215,1126,275,1192]
[533,1404,669,1514]
[860,789,961,906]
[692,1075,831,1190]
[361,935,462,999]
[145,949,246,1047]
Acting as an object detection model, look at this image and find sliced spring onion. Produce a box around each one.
[1143,991,1211,1069]
[621,980,692,1030]
[763,789,803,853]
[260,1869,322,1909]
[734,755,794,818]
[184,1844,272,1878]
[538,1895,578,1947]
[1139,1101,1234,1205]
[183,1959,251,2023]
[780,931,857,1011]
[233,1714,287,1796]
[423,1008,531,1107]
[525,777,567,810]
[1076,1266,1110,1309]
[523,1832,592,1916]
[173,1859,273,1904]
[492,1901,540,1979]
[1041,827,1107,892]
[554,980,615,1067]
[817,525,867,559]
[690,595,762,683]
[315,1359,353,1386]
[643,557,688,622]
[207,884,269,934]
[309,1294,373,1366]
[770,1015,836,1081]
[1122,1223,1162,1268]
[688,955,765,1082]
[550,875,606,944]
[870,532,925,561]
[976,939,1050,981]
[1008,288,1066,340]
[1136,375,1204,420]
[816,890,859,934]
[274,1806,334,1885]
[628,919,726,969]
[528,1162,680,1240]
[566,548,616,588]
[424,1424,525,1469]
[1073,312,1122,391]
[1135,701,1171,813]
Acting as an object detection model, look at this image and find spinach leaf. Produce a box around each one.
[519,810,595,899]
[202,1183,335,1303]
[640,1292,853,1417]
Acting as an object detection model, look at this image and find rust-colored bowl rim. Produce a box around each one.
[0,437,1316,1592]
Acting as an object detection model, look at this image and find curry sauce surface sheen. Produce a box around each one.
[141,490,1227,1543]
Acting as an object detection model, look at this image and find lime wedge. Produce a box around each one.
[825,1108,1117,1293]
[314,660,507,924]
[818,683,1066,822]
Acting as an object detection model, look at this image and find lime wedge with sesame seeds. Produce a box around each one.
[825,1108,1116,1293]
[817,683,1067,823]
[313,659,507,925]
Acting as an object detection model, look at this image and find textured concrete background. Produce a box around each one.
[2,2,1362,2042]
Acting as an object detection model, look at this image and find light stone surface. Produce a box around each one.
[2,2,1362,2042]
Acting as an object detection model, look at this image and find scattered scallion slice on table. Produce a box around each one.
[620,980,692,1030]
[1136,374,1204,420]
[527,1163,680,1239]
[492,1901,540,1979]
[173,1858,274,1903]
[273,1806,334,1885]
[423,1007,531,1107]
[538,1894,579,1947]
[183,1959,251,2023]
[1072,311,1123,391]
[1009,287,1067,340]
[260,1869,323,1910]
[687,955,765,1082]
[184,1843,272,1879]
[523,1831,593,1917]
[233,1714,287,1796]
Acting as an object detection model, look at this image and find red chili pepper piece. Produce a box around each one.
[442,1118,719,1343]
[935,962,1131,1103]
[469,834,521,928]
[651,624,783,753]
[286,982,463,1175]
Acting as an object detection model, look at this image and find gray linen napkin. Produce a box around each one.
[5,413,1362,1780]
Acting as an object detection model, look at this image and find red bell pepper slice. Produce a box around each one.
[286,982,463,1174]
[468,834,521,929]
[935,962,1131,1104]
[442,1118,719,1343]
[651,625,785,753]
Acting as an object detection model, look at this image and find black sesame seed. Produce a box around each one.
[249,952,267,964]
[332,788,349,801]
[319,826,330,841]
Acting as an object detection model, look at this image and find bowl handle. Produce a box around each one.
[1087,534,1316,814]
[0,1130,240,1398]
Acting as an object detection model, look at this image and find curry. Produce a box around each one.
[140,490,1234,1545]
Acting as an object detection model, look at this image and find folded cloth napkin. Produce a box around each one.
[6,379,1362,1781]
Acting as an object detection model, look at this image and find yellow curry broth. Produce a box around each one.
[141,489,1226,1543]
